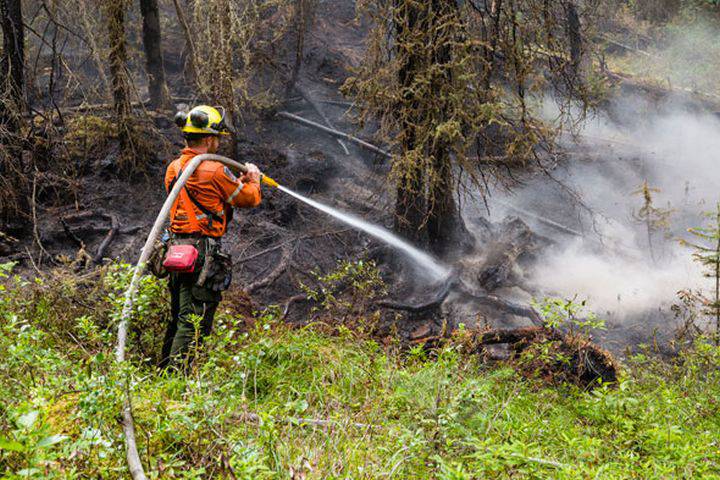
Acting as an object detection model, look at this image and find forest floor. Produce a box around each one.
[1,265,719,478]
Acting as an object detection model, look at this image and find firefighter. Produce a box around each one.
[159,105,262,370]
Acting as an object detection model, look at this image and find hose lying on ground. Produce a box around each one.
[114,154,253,480]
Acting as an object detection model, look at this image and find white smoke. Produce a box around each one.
[495,96,720,321]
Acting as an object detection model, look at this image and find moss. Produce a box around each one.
[63,115,116,161]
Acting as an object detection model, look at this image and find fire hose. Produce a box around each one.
[114,154,278,480]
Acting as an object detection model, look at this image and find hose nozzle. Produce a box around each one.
[261,174,279,188]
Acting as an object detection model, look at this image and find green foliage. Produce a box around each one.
[682,202,720,342]
[533,296,606,335]
[632,180,673,262]
[605,15,720,96]
[0,409,69,478]
[63,115,116,160]
[300,259,386,322]
[2,265,720,477]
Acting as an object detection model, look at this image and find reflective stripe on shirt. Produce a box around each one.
[226,183,245,203]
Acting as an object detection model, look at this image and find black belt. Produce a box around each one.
[171,232,205,239]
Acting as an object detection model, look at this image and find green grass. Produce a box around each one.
[1,263,720,478]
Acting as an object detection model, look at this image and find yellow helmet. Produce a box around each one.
[174,105,231,136]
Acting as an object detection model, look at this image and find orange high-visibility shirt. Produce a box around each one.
[165,147,262,237]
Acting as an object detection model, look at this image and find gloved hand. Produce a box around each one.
[242,163,261,184]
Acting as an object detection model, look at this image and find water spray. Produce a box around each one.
[239,162,449,281]
[116,153,448,479]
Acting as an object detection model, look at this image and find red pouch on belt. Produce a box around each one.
[162,244,199,273]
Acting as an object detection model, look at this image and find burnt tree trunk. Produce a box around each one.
[421,0,472,256]
[0,0,24,131]
[107,0,131,138]
[395,170,427,244]
[285,0,310,97]
[216,0,239,159]
[393,0,426,244]
[172,0,197,85]
[139,0,170,108]
[565,0,589,83]
[427,147,464,255]
[425,0,469,256]
[0,0,26,223]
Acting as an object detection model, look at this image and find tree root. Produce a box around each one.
[376,275,542,326]
[245,246,293,294]
[376,276,456,313]
[282,294,307,319]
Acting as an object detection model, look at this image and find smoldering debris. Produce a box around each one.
[477,95,720,333]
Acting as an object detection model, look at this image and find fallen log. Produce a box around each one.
[471,326,618,387]
[597,33,658,59]
[496,200,582,238]
[606,70,720,108]
[296,84,350,155]
[93,212,119,264]
[277,111,392,158]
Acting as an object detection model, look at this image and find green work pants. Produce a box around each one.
[160,271,221,370]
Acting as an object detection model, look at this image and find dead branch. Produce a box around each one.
[93,212,119,264]
[277,111,391,158]
[238,240,293,264]
[296,84,350,155]
[282,294,307,319]
[496,200,582,237]
[0,231,19,244]
[60,216,85,248]
[31,172,52,265]
[60,210,96,222]
[171,0,198,83]
[238,228,350,264]
[320,100,356,108]
[245,246,293,293]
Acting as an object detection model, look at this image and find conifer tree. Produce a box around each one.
[684,203,720,344]
[632,180,673,263]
